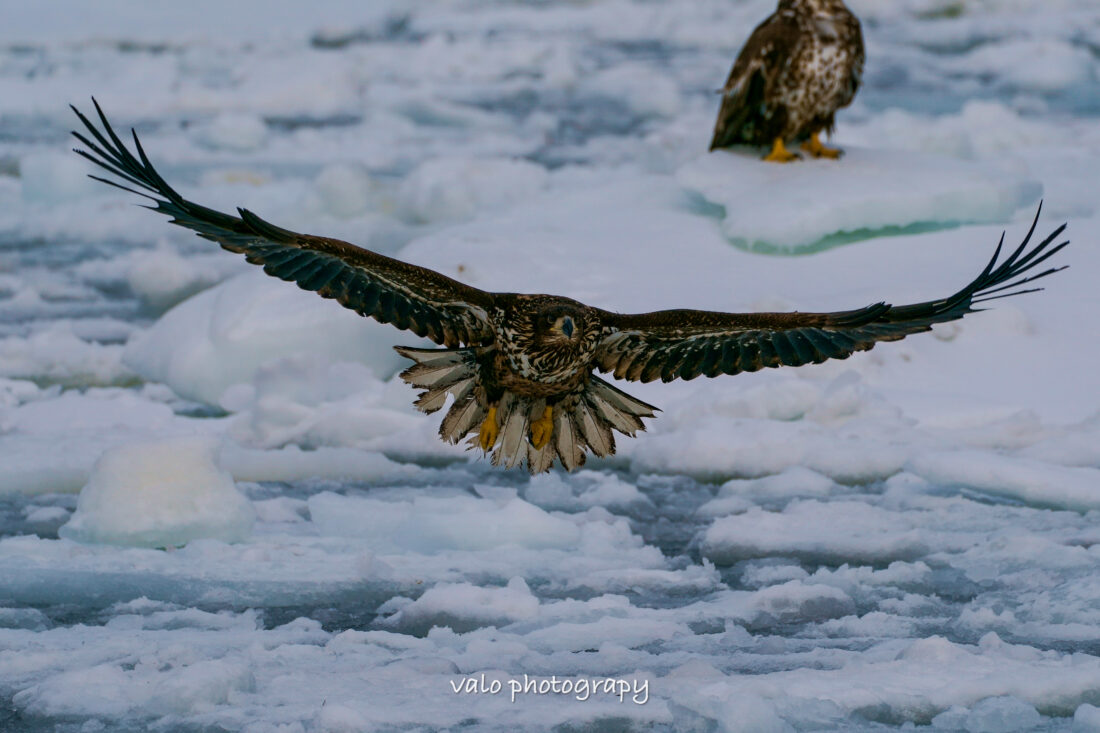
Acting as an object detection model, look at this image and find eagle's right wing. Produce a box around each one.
[72,100,495,348]
[709,7,801,150]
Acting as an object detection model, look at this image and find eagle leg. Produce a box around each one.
[763,137,800,163]
[529,405,553,450]
[801,132,842,159]
[478,405,499,451]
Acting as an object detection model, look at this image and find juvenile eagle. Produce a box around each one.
[710,0,864,162]
[73,101,1067,473]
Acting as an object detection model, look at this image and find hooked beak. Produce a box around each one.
[561,316,574,339]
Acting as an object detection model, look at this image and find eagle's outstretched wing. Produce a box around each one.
[595,210,1068,383]
[709,8,800,151]
[71,99,495,348]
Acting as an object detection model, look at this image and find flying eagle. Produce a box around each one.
[710,0,864,162]
[72,101,1067,473]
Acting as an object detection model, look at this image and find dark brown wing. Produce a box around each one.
[71,100,495,348]
[709,7,801,150]
[594,210,1068,383]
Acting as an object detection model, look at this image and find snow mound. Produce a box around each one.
[14,658,256,720]
[308,493,581,553]
[0,390,200,497]
[222,356,418,450]
[59,437,254,548]
[196,112,268,152]
[1077,704,1100,732]
[0,322,133,387]
[669,634,1100,729]
[314,163,377,219]
[747,581,856,625]
[960,696,1042,733]
[124,247,235,313]
[701,501,929,565]
[708,466,837,507]
[221,444,417,484]
[525,470,650,511]
[677,148,1041,253]
[395,156,549,224]
[908,450,1100,512]
[123,271,424,405]
[20,151,100,204]
[950,39,1095,94]
[379,577,539,634]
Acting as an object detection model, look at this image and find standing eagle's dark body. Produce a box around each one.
[710,0,864,162]
[72,101,1068,473]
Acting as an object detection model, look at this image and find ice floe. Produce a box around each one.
[678,148,1042,252]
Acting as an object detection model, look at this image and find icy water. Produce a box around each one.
[3,1,1100,731]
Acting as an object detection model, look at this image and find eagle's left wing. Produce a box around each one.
[594,211,1067,383]
[71,100,495,348]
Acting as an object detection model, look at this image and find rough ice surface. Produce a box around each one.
[59,437,255,548]
[1,0,1100,731]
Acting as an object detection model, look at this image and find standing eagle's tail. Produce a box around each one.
[395,346,657,473]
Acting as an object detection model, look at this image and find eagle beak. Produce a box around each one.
[561,317,574,339]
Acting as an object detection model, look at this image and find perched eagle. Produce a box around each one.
[710,0,864,162]
[73,101,1067,473]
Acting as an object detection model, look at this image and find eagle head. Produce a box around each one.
[535,304,585,346]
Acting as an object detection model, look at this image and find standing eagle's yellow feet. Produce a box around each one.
[763,137,800,163]
[478,405,499,451]
[801,132,842,159]
[530,406,553,449]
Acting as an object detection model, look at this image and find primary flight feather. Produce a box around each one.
[72,100,1068,473]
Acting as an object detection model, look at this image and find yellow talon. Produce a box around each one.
[530,406,553,449]
[478,406,499,451]
[763,137,800,163]
[801,131,842,159]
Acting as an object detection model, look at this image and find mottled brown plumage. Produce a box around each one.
[710,0,864,159]
[73,101,1068,473]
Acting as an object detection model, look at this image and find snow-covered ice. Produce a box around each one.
[678,147,1042,252]
[59,437,255,548]
[1,0,1100,730]
[123,271,424,406]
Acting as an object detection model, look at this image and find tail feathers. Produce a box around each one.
[574,399,614,458]
[439,385,485,444]
[490,382,658,473]
[527,437,556,474]
[493,393,532,469]
[587,376,657,436]
[396,346,659,473]
[416,376,473,414]
[395,346,478,391]
[397,345,486,417]
[481,382,657,473]
[553,406,587,472]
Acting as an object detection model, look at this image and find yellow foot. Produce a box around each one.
[530,406,553,450]
[763,137,800,163]
[801,132,842,159]
[478,406,499,452]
